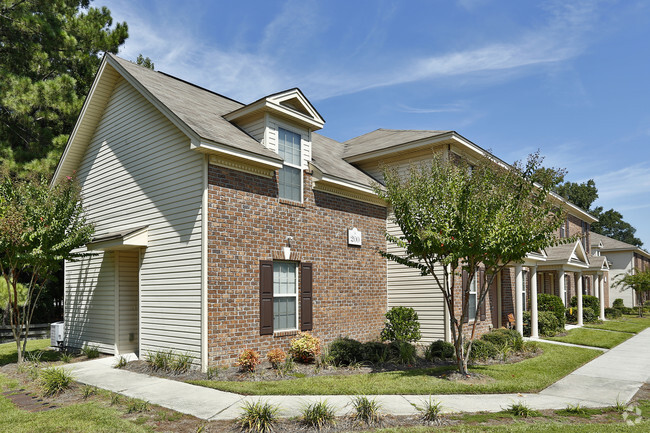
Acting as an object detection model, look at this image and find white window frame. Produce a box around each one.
[277,126,303,203]
[468,275,477,321]
[273,261,299,332]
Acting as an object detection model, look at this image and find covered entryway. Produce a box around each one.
[87,226,147,356]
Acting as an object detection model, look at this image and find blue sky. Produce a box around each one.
[100,0,650,246]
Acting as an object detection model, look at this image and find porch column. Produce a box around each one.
[594,274,600,300]
[515,264,524,335]
[530,266,539,339]
[559,268,566,307]
[599,273,606,320]
[577,272,584,326]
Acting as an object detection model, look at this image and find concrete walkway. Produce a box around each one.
[64,328,650,420]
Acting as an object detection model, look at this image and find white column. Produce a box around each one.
[577,272,584,326]
[530,266,539,339]
[515,264,523,335]
[599,274,606,320]
[594,274,600,300]
[559,269,566,307]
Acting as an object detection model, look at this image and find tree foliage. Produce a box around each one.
[136,54,155,70]
[0,172,94,362]
[591,207,643,247]
[0,0,128,176]
[376,151,569,374]
[612,269,650,317]
[555,179,598,211]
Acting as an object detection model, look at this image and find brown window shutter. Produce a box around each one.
[480,269,487,321]
[300,263,313,331]
[259,261,274,335]
[462,270,469,323]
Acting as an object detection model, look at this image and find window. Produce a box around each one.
[273,262,298,331]
[468,276,477,320]
[278,128,302,202]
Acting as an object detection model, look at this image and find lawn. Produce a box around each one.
[545,327,633,349]
[584,315,650,334]
[189,343,600,395]
[0,338,55,366]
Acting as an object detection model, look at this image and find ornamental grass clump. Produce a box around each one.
[301,400,336,430]
[238,400,279,433]
[236,349,261,373]
[39,367,74,396]
[415,396,444,425]
[289,332,322,363]
[350,396,382,426]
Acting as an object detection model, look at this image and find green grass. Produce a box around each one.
[189,343,600,395]
[545,328,632,349]
[584,315,650,334]
[0,394,151,433]
[0,339,55,366]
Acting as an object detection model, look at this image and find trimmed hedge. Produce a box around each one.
[425,340,455,360]
[570,295,600,313]
[329,337,363,366]
[566,306,598,323]
[467,339,498,361]
[605,307,622,319]
[537,293,566,328]
[480,328,522,349]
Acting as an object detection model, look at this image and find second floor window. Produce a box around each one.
[278,128,302,202]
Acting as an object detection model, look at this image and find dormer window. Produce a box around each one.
[278,127,302,202]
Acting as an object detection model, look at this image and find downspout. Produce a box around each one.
[201,155,208,372]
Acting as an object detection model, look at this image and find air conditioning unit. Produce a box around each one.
[50,321,64,348]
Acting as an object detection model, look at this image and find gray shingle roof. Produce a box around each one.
[590,231,637,251]
[545,243,578,261]
[343,129,452,159]
[109,54,281,162]
[311,133,379,188]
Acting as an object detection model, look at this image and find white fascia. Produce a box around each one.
[193,140,283,170]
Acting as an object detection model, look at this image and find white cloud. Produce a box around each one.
[593,164,650,202]
[101,0,602,102]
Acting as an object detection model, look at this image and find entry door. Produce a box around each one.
[116,250,139,354]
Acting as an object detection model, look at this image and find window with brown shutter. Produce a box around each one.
[259,261,274,335]
[300,263,313,331]
[462,270,469,323]
[479,269,487,321]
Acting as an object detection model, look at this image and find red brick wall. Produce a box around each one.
[556,214,590,253]
[206,165,387,365]
[450,268,497,339]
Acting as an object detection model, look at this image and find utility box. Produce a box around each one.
[50,321,64,348]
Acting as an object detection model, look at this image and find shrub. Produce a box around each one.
[566,307,597,323]
[350,396,382,426]
[81,345,100,359]
[328,337,363,366]
[583,307,597,323]
[570,295,600,313]
[360,341,389,364]
[266,349,286,369]
[467,339,498,361]
[481,328,522,349]
[289,332,322,363]
[301,400,336,430]
[605,307,622,319]
[380,306,421,343]
[236,349,261,373]
[537,293,566,328]
[390,341,416,365]
[39,367,74,396]
[238,400,279,433]
[538,310,561,336]
[425,340,455,361]
[613,298,625,309]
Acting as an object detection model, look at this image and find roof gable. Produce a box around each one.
[224,88,325,130]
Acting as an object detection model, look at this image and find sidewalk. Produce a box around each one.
[64,328,650,420]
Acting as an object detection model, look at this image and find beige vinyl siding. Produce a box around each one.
[386,217,446,342]
[356,153,447,342]
[238,117,266,144]
[64,251,116,353]
[64,76,203,359]
[117,250,139,354]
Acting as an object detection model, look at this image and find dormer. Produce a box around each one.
[225,89,325,203]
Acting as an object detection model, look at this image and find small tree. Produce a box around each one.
[612,269,650,317]
[376,152,569,374]
[0,172,94,362]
